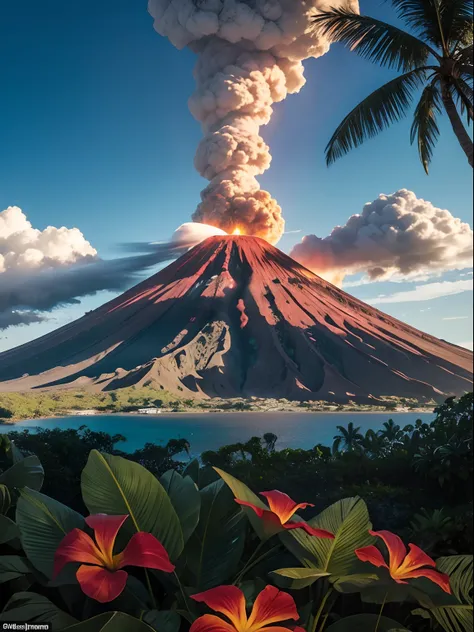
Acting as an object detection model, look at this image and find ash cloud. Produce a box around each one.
[0,208,225,329]
[290,190,473,285]
[148,0,359,244]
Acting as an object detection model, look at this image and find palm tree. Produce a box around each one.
[332,422,364,453]
[361,428,385,456]
[313,0,473,172]
[379,419,404,444]
[263,432,278,452]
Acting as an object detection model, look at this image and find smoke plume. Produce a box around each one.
[0,209,226,329]
[290,189,473,284]
[148,0,359,243]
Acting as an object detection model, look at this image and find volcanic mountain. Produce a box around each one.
[0,235,472,402]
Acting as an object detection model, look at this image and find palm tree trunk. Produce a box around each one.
[441,81,473,167]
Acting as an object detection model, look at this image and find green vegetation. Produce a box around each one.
[314,0,473,171]
[0,387,431,422]
[0,394,472,631]
[0,387,188,421]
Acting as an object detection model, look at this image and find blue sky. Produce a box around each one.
[0,0,472,352]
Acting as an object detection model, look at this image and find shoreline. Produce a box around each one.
[0,406,434,425]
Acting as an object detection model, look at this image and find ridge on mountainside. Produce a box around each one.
[0,235,472,402]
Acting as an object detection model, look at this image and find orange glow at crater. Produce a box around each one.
[232,228,242,235]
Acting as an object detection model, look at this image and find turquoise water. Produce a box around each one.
[0,412,435,455]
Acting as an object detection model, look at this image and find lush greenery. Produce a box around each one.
[0,387,191,421]
[314,0,473,171]
[0,388,430,422]
[0,395,472,631]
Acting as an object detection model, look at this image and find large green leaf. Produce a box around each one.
[81,450,183,561]
[0,483,11,514]
[0,555,32,583]
[214,467,272,540]
[16,487,84,579]
[9,440,25,464]
[331,573,379,593]
[281,497,374,577]
[325,614,410,631]
[142,610,181,632]
[438,555,473,606]
[0,592,77,630]
[413,555,473,632]
[0,455,44,492]
[186,479,246,590]
[269,567,330,590]
[160,470,200,543]
[183,460,200,484]
[0,514,19,544]
[64,612,155,631]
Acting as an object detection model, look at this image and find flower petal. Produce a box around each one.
[398,543,436,573]
[235,499,266,518]
[191,586,247,629]
[247,585,299,628]
[85,514,128,565]
[355,545,389,570]
[189,615,236,632]
[260,491,313,524]
[283,521,334,539]
[257,628,302,632]
[400,568,451,594]
[235,501,284,535]
[76,564,128,603]
[370,530,407,571]
[53,529,104,578]
[115,532,175,573]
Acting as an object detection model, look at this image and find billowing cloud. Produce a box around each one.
[149,0,359,243]
[290,190,473,285]
[368,279,473,305]
[0,209,227,329]
[0,206,97,273]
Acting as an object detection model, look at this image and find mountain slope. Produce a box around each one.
[0,235,471,402]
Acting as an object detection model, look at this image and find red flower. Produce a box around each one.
[355,529,451,594]
[53,514,175,603]
[190,585,306,632]
[235,490,334,539]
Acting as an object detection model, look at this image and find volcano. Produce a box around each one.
[0,235,472,402]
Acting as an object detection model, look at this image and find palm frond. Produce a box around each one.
[312,8,435,71]
[391,0,445,48]
[453,76,474,121]
[325,68,428,165]
[415,555,474,632]
[456,43,474,74]
[440,0,474,48]
[410,83,442,173]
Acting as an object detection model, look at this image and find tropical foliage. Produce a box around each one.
[313,0,474,172]
[0,395,472,630]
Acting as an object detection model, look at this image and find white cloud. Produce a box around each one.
[368,279,473,305]
[291,189,473,285]
[0,206,97,273]
[442,316,469,321]
[0,213,230,330]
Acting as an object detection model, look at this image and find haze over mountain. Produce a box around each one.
[0,235,471,402]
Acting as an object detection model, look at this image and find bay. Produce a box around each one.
[0,411,434,455]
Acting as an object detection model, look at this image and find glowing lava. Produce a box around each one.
[232,228,242,235]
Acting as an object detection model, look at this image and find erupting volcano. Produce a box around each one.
[0,235,471,401]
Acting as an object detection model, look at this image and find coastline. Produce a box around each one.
[0,405,433,425]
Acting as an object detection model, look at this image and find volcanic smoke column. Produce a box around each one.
[148,0,359,244]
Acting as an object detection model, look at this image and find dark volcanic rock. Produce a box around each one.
[0,235,472,402]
